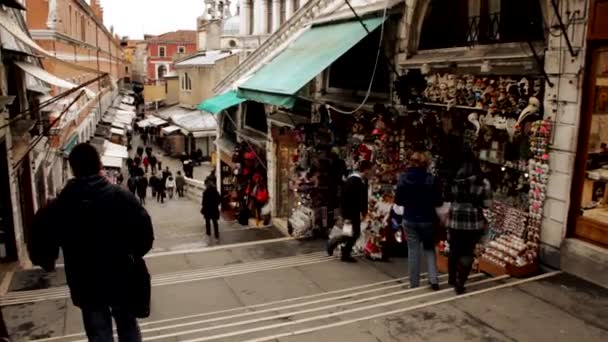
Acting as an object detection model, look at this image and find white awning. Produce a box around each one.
[110,128,126,136]
[137,119,151,128]
[101,156,123,169]
[148,117,167,127]
[103,140,128,158]
[119,103,135,112]
[162,125,182,134]
[14,61,96,98]
[122,96,135,105]
[191,130,217,138]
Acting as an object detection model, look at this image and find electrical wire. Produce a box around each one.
[11,90,86,170]
[0,74,108,131]
[325,0,389,115]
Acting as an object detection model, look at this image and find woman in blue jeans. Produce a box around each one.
[395,152,442,290]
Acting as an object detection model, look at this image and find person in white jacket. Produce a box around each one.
[166,175,176,199]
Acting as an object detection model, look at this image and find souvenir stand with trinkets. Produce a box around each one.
[396,69,550,278]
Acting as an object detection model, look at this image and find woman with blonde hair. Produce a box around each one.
[395,151,443,290]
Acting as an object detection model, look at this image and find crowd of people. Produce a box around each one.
[125,145,186,206]
[329,148,491,295]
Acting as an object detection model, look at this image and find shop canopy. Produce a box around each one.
[237,17,385,108]
[148,117,168,127]
[136,119,151,128]
[101,156,123,169]
[14,61,96,98]
[110,127,126,136]
[197,90,245,114]
[103,140,128,159]
[161,125,182,134]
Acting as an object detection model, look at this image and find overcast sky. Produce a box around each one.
[97,0,203,39]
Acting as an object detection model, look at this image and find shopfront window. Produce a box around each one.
[580,48,608,228]
[244,102,268,133]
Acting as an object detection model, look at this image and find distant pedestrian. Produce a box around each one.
[327,160,372,262]
[175,171,186,198]
[156,173,166,204]
[134,155,141,168]
[145,147,153,157]
[117,172,124,186]
[28,143,153,342]
[166,175,176,199]
[149,154,157,172]
[395,152,442,290]
[157,160,162,172]
[149,172,160,198]
[141,132,148,146]
[448,149,492,295]
[143,156,149,173]
[201,179,221,239]
[136,172,148,206]
[162,167,171,184]
[127,176,137,195]
[136,146,144,158]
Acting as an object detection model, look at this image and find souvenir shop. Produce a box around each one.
[218,102,270,226]
[282,65,552,272]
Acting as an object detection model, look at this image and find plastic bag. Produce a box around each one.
[342,220,353,237]
[435,202,451,227]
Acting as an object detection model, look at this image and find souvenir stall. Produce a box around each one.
[229,142,269,226]
[397,70,550,277]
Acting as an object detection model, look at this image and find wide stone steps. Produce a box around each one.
[25,256,559,342]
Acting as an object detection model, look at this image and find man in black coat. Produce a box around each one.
[327,160,372,262]
[202,179,221,239]
[28,143,154,342]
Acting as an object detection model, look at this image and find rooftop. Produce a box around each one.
[147,30,197,43]
[175,50,240,67]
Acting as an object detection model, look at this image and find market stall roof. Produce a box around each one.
[136,119,151,128]
[171,110,217,133]
[110,128,126,136]
[119,103,136,112]
[103,140,128,158]
[14,61,96,98]
[156,105,195,120]
[161,125,182,134]
[197,90,245,114]
[148,116,168,127]
[101,156,123,169]
[121,96,135,105]
[236,17,385,108]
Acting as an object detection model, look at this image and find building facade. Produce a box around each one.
[145,31,197,83]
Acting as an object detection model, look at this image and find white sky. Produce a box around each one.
[98,0,204,39]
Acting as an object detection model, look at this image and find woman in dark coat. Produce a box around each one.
[201,180,221,239]
[136,173,148,205]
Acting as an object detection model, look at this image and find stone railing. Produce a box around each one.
[214,0,333,93]
[184,177,205,204]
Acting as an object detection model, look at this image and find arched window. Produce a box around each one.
[157,65,167,79]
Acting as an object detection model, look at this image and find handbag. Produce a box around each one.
[127,256,151,318]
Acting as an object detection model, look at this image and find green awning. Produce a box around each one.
[62,133,79,157]
[237,17,386,108]
[197,90,246,114]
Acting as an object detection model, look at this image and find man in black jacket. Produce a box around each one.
[327,160,372,262]
[29,143,154,342]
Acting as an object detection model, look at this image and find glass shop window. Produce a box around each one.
[581,48,608,223]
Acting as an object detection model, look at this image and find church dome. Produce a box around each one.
[222,15,240,35]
